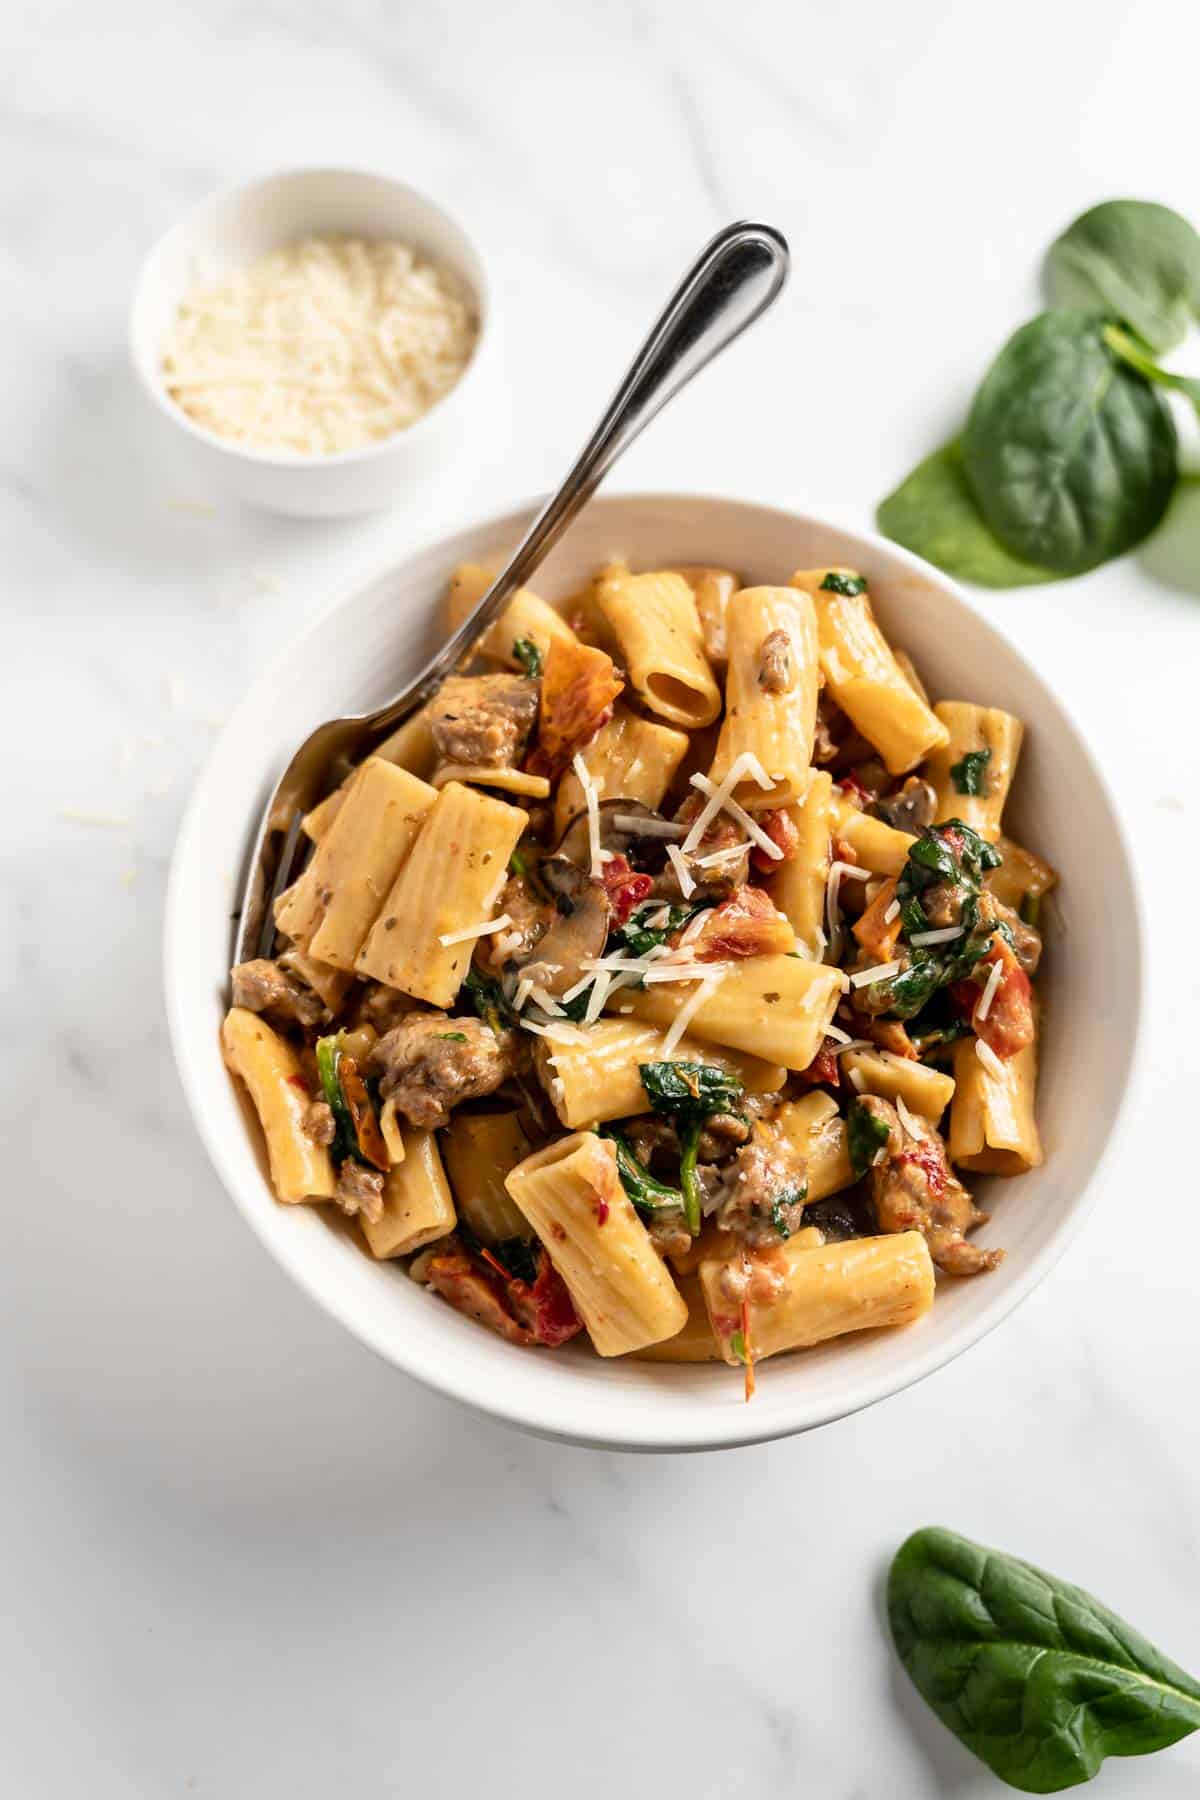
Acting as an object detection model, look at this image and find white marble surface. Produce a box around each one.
[6,1,1200,1793]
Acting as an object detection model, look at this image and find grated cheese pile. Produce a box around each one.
[161,236,478,456]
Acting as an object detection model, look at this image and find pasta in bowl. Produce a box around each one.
[167,495,1141,1449]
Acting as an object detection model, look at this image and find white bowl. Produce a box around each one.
[165,493,1144,1451]
[129,167,491,517]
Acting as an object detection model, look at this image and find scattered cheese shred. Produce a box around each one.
[976,957,1004,1023]
[909,926,965,948]
[883,898,901,925]
[662,972,724,1057]
[975,1038,1006,1080]
[161,236,478,456]
[849,959,901,989]
[666,843,696,898]
[573,752,608,878]
[895,1095,924,1138]
[437,912,512,948]
[680,753,772,854]
[687,771,782,861]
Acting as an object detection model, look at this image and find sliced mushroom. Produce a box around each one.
[876,777,937,834]
[554,798,671,872]
[518,856,610,997]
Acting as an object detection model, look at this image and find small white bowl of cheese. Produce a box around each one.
[130,167,491,517]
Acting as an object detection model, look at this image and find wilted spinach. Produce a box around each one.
[950,747,991,795]
[847,1099,890,1178]
[1044,198,1200,352]
[638,1061,745,1235]
[963,311,1177,575]
[598,1125,685,1214]
[889,1526,1200,1792]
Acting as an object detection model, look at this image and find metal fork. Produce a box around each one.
[234,219,790,967]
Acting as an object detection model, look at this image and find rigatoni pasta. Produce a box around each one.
[708,586,819,808]
[224,547,1053,1397]
[597,568,721,727]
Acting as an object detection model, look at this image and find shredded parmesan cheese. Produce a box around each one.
[847,1067,866,1093]
[823,1022,853,1045]
[438,912,512,948]
[573,752,607,878]
[161,236,477,456]
[975,1038,1006,1080]
[662,972,724,1056]
[884,898,900,925]
[666,843,696,898]
[909,926,965,947]
[687,771,783,861]
[693,841,752,869]
[976,957,1004,1023]
[849,959,902,989]
[895,1095,924,1138]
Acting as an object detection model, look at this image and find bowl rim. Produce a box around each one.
[164,489,1147,1451]
[128,163,492,471]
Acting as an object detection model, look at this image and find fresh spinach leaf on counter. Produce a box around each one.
[878,198,1200,588]
[1103,322,1200,419]
[964,310,1177,575]
[847,1099,890,1178]
[1044,199,1200,353]
[876,440,1064,591]
[950,747,991,796]
[819,570,868,596]
[888,1526,1200,1792]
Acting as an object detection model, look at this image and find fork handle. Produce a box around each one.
[398,220,790,715]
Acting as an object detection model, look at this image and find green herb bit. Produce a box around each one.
[769,1185,807,1239]
[315,1032,358,1163]
[598,1126,685,1214]
[819,571,868,596]
[950,747,991,796]
[508,845,532,879]
[436,1031,468,1042]
[729,1329,747,1363]
[490,1237,539,1286]
[512,638,543,679]
[847,1099,892,1178]
[889,1524,1200,1792]
[1019,892,1042,928]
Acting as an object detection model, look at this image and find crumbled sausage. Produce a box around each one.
[302,1099,336,1146]
[335,1160,385,1224]
[367,1013,515,1130]
[859,1093,1002,1275]
[231,957,326,1028]
[757,628,793,694]
[428,674,538,769]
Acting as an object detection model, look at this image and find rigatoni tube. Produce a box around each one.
[505,1133,688,1356]
[700,1231,935,1365]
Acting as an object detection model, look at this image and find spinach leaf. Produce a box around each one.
[598,1126,685,1214]
[618,902,705,959]
[888,1526,1200,1793]
[1104,323,1200,420]
[847,1099,891,1178]
[638,1061,744,1235]
[489,1237,539,1285]
[1044,199,1200,353]
[462,967,510,1034]
[819,570,868,596]
[963,311,1178,575]
[877,440,1063,590]
[512,637,543,679]
[950,748,991,796]
[638,1061,744,1120]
